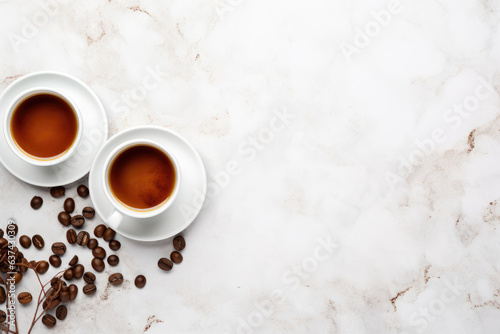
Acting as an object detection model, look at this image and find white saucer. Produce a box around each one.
[89,126,207,241]
[0,71,108,187]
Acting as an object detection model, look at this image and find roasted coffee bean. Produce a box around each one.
[134,275,146,289]
[18,292,32,304]
[60,291,70,303]
[30,196,43,210]
[66,229,77,244]
[91,258,105,272]
[0,287,5,304]
[56,305,67,320]
[20,258,28,272]
[9,223,18,236]
[73,264,84,279]
[158,258,173,271]
[58,212,71,226]
[12,272,22,285]
[103,227,116,242]
[109,240,121,251]
[0,229,3,238]
[173,235,186,251]
[107,255,119,266]
[36,260,49,274]
[82,207,95,219]
[32,234,44,249]
[19,235,31,248]
[42,314,57,328]
[76,231,90,246]
[28,260,37,268]
[94,224,106,238]
[49,255,62,268]
[83,272,96,284]
[0,238,7,249]
[52,242,66,255]
[63,269,74,281]
[170,251,183,264]
[87,238,98,250]
[77,185,89,198]
[109,273,123,286]
[70,215,85,228]
[92,247,106,259]
[68,284,78,301]
[47,298,60,310]
[50,186,65,198]
[63,198,75,213]
[0,310,5,323]
[83,284,96,295]
[68,255,78,267]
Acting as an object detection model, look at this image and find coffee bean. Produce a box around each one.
[107,255,119,266]
[70,215,85,228]
[50,186,65,198]
[134,275,146,289]
[73,264,84,279]
[58,212,71,226]
[94,224,106,238]
[83,272,96,284]
[18,292,32,304]
[170,251,183,264]
[158,258,173,271]
[109,240,121,251]
[56,305,67,320]
[0,229,3,238]
[0,310,5,323]
[12,272,22,285]
[87,238,98,249]
[63,198,75,213]
[173,235,186,251]
[0,238,7,249]
[76,231,90,246]
[49,255,61,268]
[42,314,56,328]
[51,242,66,255]
[68,255,78,267]
[32,235,44,249]
[66,229,77,244]
[19,235,31,248]
[82,207,95,219]
[0,287,5,304]
[103,227,116,242]
[30,196,43,210]
[63,269,73,280]
[109,273,123,286]
[83,284,96,295]
[68,284,78,301]
[60,291,70,303]
[91,258,105,272]
[77,185,89,198]
[36,260,49,274]
[92,247,106,259]
[9,223,18,236]
[47,297,61,310]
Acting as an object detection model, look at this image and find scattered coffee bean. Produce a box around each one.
[30,196,43,210]
[103,227,116,242]
[0,287,5,304]
[158,258,173,271]
[51,242,66,255]
[60,291,70,303]
[109,240,121,251]
[91,258,105,272]
[76,231,90,246]
[94,224,106,238]
[82,207,95,219]
[66,229,77,244]
[42,314,56,328]
[49,255,62,268]
[0,238,7,249]
[68,255,78,267]
[50,186,65,198]
[170,251,183,264]
[173,235,186,251]
[9,223,18,236]
[58,212,71,226]
[87,238,98,250]
[83,272,96,284]
[18,292,32,305]
[47,297,60,310]
[56,305,67,320]
[68,284,78,301]
[36,260,49,274]
[77,185,89,198]
[92,246,106,259]
[109,273,123,286]
[12,272,22,285]
[19,235,31,248]
[107,255,119,266]
[134,275,146,289]
[32,235,44,249]
[63,268,74,281]
[63,198,75,213]
[73,264,84,279]
[83,284,96,295]
[70,215,85,228]
[0,310,5,323]
[0,229,4,238]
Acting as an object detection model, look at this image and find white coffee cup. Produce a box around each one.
[102,139,181,229]
[4,87,83,167]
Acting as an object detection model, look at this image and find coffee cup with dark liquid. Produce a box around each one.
[4,88,83,166]
[102,139,180,228]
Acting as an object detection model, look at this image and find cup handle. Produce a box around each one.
[107,209,123,229]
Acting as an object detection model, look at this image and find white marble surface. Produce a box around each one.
[1,0,500,333]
